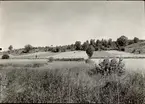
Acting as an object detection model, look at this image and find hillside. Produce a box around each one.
[125,41,145,54]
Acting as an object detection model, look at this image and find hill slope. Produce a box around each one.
[125,42,145,54]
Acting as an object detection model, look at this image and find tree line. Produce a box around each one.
[7,35,141,55]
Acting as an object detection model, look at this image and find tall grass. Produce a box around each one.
[0,60,145,103]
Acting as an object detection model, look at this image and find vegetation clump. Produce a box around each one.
[88,58,125,76]
[0,59,145,104]
[86,45,95,59]
[48,57,54,62]
[1,54,10,59]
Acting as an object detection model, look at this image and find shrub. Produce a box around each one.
[2,54,10,59]
[24,44,33,53]
[121,47,125,51]
[86,45,95,58]
[48,57,54,62]
[92,58,125,76]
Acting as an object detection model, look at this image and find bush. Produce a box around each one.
[2,54,10,59]
[121,47,125,51]
[48,57,54,62]
[86,45,95,58]
[91,58,125,76]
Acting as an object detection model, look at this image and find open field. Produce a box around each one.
[1,50,145,71]
[1,50,145,60]
[0,59,145,103]
[0,50,145,103]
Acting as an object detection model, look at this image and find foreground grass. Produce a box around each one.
[0,62,145,103]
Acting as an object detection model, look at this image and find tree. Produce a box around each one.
[108,38,112,46]
[75,41,81,50]
[128,40,134,45]
[117,35,128,47]
[86,45,95,58]
[95,39,102,51]
[82,41,89,51]
[102,39,108,47]
[133,37,139,43]
[8,45,13,51]
[24,44,33,53]
[90,39,96,47]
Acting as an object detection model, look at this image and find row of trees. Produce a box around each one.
[7,36,140,54]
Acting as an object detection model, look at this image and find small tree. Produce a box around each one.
[117,35,128,47]
[24,44,33,53]
[75,41,81,50]
[8,45,13,51]
[133,37,139,43]
[82,41,89,51]
[86,45,95,59]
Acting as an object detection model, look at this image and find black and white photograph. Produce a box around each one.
[0,1,145,103]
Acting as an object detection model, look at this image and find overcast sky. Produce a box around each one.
[0,1,144,50]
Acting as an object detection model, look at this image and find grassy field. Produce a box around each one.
[0,59,145,103]
[0,50,145,103]
[1,50,145,60]
[1,50,145,71]
[125,41,145,54]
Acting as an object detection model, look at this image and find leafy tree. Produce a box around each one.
[82,41,89,51]
[70,44,75,51]
[117,35,128,47]
[133,37,139,43]
[90,39,96,47]
[86,45,95,58]
[75,41,81,50]
[102,39,108,47]
[8,45,13,51]
[95,39,102,51]
[108,38,112,46]
[24,44,33,53]
[128,40,134,45]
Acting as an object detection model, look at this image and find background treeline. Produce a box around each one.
[3,35,144,55]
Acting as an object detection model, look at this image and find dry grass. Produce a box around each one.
[0,60,145,103]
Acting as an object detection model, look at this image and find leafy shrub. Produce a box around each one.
[48,57,54,62]
[91,58,125,76]
[24,44,33,53]
[1,54,10,59]
[86,45,95,58]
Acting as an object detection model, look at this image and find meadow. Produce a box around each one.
[0,59,145,103]
[0,50,145,103]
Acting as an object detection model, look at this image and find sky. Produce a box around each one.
[0,1,144,50]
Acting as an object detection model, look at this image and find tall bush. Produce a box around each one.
[1,54,10,59]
